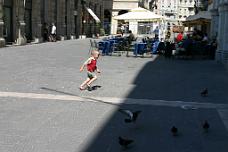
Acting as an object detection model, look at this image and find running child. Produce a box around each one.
[79,50,101,91]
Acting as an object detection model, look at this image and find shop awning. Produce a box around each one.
[85,7,101,23]
[186,11,211,21]
[183,11,211,26]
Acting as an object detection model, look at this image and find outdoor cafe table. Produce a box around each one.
[99,41,111,55]
[99,39,120,54]
[134,42,147,55]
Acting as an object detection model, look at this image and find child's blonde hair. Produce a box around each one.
[91,50,100,57]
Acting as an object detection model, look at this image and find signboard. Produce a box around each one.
[85,7,101,23]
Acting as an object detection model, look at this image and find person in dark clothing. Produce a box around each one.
[157,39,166,54]
[209,39,217,59]
[182,34,193,57]
[127,30,135,44]
[42,23,49,42]
[164,42,173,58]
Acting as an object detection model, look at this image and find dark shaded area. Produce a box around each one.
[81,105,228,152]
[127,57,228,104]
[80,57,228,152]
[35,45,228,151]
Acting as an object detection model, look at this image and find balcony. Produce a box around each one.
[161,8,178,15]
[179,2,195,8]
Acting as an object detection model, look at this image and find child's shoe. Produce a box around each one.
[87,85,93,91]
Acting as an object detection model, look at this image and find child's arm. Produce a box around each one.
[96,68,101,73]
[80,57,92,72]
[79,64,85,72]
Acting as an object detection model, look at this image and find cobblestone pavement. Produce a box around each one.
[0,39,228,152]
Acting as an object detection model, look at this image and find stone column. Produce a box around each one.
[42,0,56,31]
[78,2,84,37]
[111,11,118,34]
[0,0,5,47]
[15,0,27,45]
[210,9,219,39]
[66,0,75,39]
[97,2,104,36]
[216,1,224,62]
[57,0,66,40]
[43,0,52,24]
[221,4,228,65]
[32,0,42,42]
[100,1,104,24]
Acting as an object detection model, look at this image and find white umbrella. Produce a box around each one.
[114,7,164,21]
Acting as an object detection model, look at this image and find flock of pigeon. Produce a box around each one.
[118,88,210,149]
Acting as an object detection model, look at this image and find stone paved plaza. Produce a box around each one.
[0,39,228,152]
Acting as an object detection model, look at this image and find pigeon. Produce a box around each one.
[203,120,210,132]
[171,126,178,136]
[118,136,134,148]
[118,109,141,123]
[201,88,208,97]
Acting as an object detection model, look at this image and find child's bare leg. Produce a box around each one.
[87,76,97,86]
[80,78,91,89]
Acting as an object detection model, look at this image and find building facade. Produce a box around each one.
[178,0,195,20]
[141,0,206,21]
[0,0,105,47]
[210,0,228,66]
[111,0,139,34]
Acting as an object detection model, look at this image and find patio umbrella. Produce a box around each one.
[113,7,164,22]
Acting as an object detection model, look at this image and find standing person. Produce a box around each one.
[127,30,135,44]
[183,34,193,56]
[202,33,208,42]
[79,50,101,91]
[176,31,183,43]
[154,26,159,39]
[50,23,56,42]
[164,41,172,58]
[120,24,125,36]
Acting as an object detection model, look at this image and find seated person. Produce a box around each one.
[127,30,135,44]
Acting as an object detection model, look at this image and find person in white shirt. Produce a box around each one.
[50,23,56,42]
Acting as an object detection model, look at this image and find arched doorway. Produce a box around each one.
[3,0,13,43]
[104,9,111,34]
[25,0,32,41]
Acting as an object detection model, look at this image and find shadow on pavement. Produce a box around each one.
[48,56,228,151]
[126,57,228,104]
[40,87,118,106]
[79,57,228,152]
